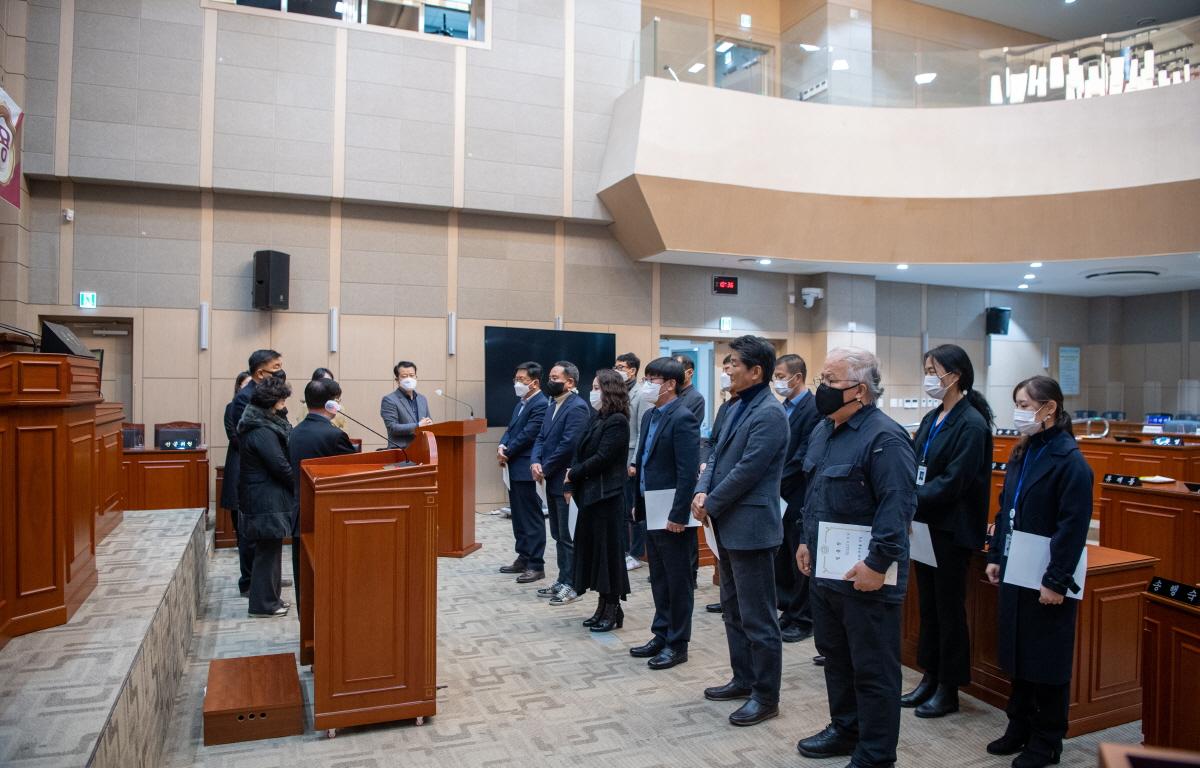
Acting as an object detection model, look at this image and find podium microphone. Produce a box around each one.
[325,400,390,442]
[434,388,474,418]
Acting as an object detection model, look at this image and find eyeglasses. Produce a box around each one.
[815,375,861,387]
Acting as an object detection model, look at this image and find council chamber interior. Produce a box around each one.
[0,0,1198,766]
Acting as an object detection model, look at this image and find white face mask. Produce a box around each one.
[589,389,602,408]
[720,372,732,391]
[641,381,662,404]
[514,381,530,398]
[1013,405,1044,436]
[923,374,948,400]
[399,377,418,392]
[616,368,630,382]
[771,378,792,396]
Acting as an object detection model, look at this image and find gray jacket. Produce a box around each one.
[695,384,789,550]
[627,377,647,465]
[380,388,430,449]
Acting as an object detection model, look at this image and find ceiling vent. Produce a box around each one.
[1083,269,1162,281]
[1135,17,1159,27]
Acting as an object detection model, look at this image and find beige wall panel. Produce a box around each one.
[209,377,241,448]
[270,312,332,412]
[338,313,396,381]
[475,439,507,509]
[989,338,1046,388]
[337,378,395,449]
[143,307,200,379]
[872,0,1050,49]
[393,316,448,382]
[143,377,200,435]
[211,309,271,378]
[455,318,488,374]
[1119,344,1147,389]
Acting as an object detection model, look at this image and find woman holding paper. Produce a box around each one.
[902,345,994,719]
[985,375,1091,768]
[565,369,632,632]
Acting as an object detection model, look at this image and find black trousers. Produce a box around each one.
[248,538,284,614]
[718,544,782,705]
[230,509,256,595]
[811,585,902,768]
[1005,678,1070,758]
[914,530,973,686]
[648,529,697,651]
[509,480,545,571]
[774,506,812,631]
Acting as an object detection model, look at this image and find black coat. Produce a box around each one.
[288,413,357,533]
[912,398,993,550]
[780,391,821,509]
[988,427,1092,685]
[567,412,630,510]
[220,381,256,510]
[236,403,294,541]
[633,399,700,526]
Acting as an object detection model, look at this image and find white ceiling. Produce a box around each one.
[916,0,1200,41]
[648,251,1200,297]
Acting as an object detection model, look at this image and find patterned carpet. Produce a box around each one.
[164,514,1140,767]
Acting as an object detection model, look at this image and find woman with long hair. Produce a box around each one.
[985,375,1091,768]
[565,368,632,632]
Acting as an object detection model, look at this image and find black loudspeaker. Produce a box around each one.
[985,306,1012,335]
[40,320,94,356]
[253,250,290,310]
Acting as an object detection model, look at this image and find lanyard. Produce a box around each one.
[921,412,948,463]
[1010,443,1049,521]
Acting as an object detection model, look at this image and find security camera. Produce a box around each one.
[800,287,824,309]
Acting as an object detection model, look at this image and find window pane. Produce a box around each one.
[288,0,340,19]
[424,7,470,40]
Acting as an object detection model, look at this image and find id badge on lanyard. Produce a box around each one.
[916,464,927,486]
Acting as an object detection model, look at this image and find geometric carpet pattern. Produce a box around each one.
[163,514,1140,767]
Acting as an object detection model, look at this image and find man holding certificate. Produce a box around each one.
[794,347,917,768]
[628,357,700,670]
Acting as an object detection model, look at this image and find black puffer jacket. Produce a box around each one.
[236,403,294,541]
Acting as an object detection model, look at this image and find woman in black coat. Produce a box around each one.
[985,375,1091,768]
[902,344,994,718]
[220,371,253,515]
[566,368,631,632]
[237,375,295,618]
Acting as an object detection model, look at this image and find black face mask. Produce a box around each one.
[815,382,857,416]
[271,369,287,381]
[544,380,565,398]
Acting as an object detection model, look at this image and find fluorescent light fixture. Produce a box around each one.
[739,13,751,28]
[1030,262,1043,268]
[1027,65,1038,95]
[914,72,937,85]
[896,264,909,270]
[716,40,734,54]
[688,62,705,74]
[757,258,772,266]
[1018,283,1030,290]
[725,50,733,67]
[989,74,1003,104]
[1036,65,1048,97]
[1065,0,1076,4]
[1009,72,1028,103]
[1024,273,1036,280]
[799,43,821,53]
[1049,56,1065,88]
[832,59,849,71]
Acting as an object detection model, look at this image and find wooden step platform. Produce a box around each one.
[204,653,305,746]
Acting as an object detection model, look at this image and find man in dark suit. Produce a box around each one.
[629,357,700,670]
[693,335,790,727]
[530,361,591,606]
[671,354,708,437]
[701,354,735,615]
[772,354,820,643]
[497,361,549,583]
[381,360,432,449]
[287,376,356,613]
[227,349,285,595]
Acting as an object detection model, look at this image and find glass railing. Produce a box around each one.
[638,14,1199,108]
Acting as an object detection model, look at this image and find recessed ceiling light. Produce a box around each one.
[739,13,752,28]
[1018,283,1030,290]
[737,257,772,266]
[1029,261,1043,268]
[1065,0,1076,4]
[914,72,937,85]
[799,43,821,52]
[757,258,772,266]
[716,41,734,54]
[896,264,909,270]
[1024,273,1036,280]
[832,59,850,71]
[687,62,705,74]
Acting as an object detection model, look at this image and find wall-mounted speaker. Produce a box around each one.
[985,306,1012,335]
[253,250,290,310]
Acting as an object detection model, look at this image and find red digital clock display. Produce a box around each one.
[713,275,739,295]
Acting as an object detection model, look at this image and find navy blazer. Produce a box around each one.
[531,392,591,495]
[380,388,431,449]
[499,391,548,482]
[779,391,821,509]
[634,399,700,526]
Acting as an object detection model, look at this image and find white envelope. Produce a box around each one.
[779,497,788,519]
[910,521,937,567]
[568,497,580,538]
[1002,530,1087,600]
[816,521,899,586]
[535,480,547,506]
[645,488,701,530]
[701,519,720,561]
[501,464,510,491]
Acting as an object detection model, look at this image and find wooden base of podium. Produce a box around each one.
[204,654,304,746]
[441,542,482,558]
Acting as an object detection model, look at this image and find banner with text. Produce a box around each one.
[0,86,23,210]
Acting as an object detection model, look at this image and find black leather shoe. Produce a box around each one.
[900,673,937,708]
[782,624,812,643]
[796,723,858,759]
[703,680,752,701]
[729,699,778,727]
[915,684,959,718]
[987,731,1029,756]
[499,559,527,574]
[629,638,665,658]
[1012,749,1061,768]
[813,655,826,666]
[648,647,687,669]
[705,602,723,613]
[515,570,545,584]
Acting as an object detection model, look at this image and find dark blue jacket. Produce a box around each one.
[634,399,700,526]
[499,391,548,482]
[288,412,356,532]
[531,392,591,495]
[780,390,821,510]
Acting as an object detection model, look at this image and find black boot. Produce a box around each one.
[1012,748,1061,768]
[582,595,606,628]
[900,673,937,708]
[987,728,1030,756]
[591,598,624,632]
[915,684,959,718]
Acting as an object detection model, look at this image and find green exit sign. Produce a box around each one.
[79,291,97,309]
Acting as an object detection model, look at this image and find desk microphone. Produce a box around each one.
[325,400,390,442]
[434,388,474,418]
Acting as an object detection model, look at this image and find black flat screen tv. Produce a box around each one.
[483,326,616,427]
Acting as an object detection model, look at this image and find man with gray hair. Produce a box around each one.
[794,347,916,768]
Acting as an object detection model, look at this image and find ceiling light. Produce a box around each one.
[1065,0,1076,4]
[799,43,821,53]
[1030,261,1043,268]
[687,62,705,74]
[716,40,734,54]
[832,59,849,71]
[739,13,752,28]
[1024,273,1036,280]
[989,74,1003,104]
[896,264,909,270]
[1018,283,1030,290]
[914,72,937,85]
[757,258,772,265]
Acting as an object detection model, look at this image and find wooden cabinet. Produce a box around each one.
[418,419,484,558]
[94,403,124,543]
[1142,593,1200,751]
[122,447,209,511]
[213,466,237,549]
[1101,482,1200,586]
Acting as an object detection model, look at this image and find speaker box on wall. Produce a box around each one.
[253,250,290,310]
[986,306,1012,335]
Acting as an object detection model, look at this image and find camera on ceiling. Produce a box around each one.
[799,287,824,309]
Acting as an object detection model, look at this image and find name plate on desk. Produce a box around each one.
[992,461,1008,472]
[1152,436,1185,447]
[995,428,1020,437]
[1148,577,1200,607]
[1103,473,1142,487]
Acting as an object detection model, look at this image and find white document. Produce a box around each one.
[701,519,720,560]
[779,497,788,519]
[535,480,547,506]
[645,489,700,530]
[910,521,938,567]
[568,497,580,539]
[1002,530,1087,600]
[501,464,510,491]
[816,521,898,585]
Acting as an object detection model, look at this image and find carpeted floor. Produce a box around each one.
[163,514,1140,767]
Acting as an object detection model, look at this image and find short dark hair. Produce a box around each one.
[616,352,641,374]
[553,360,580,387]
[729,335,775,383]
[393,360,417,377]
[248,349,281,375]
[776,354,807,380]
[595,368,630,419]
[516,361,543,382]
[311,367,334,381]
[305,377,341,408]
[251,375,291,408]
[671,354,695,373]
[644,356,685,388]
[234,371,251,395]
[722,354,732,365]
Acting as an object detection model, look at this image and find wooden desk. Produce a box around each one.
[1142,593,1200,752]
[1100,482,1200,586]
[213,466,237,549]
[94,403,124,542]
[122,447,209,511]
[901,546,1158,737]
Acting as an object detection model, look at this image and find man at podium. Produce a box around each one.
[381,360,433,449]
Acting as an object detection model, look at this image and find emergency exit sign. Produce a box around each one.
[79,291,98,309]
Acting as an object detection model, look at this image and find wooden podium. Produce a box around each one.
[0,352,103,646]
[1142,591,1200,751]
[419,418,485,558]
[298,433,439,735]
